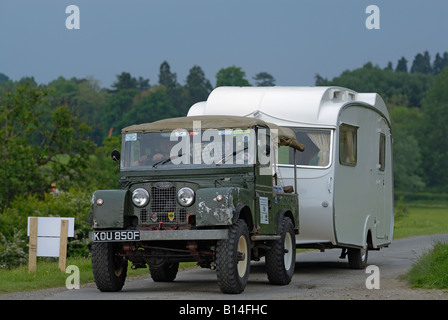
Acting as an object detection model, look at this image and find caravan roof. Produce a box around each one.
[188,86,390,128]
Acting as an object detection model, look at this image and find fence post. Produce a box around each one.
[59,219,69,272]
[28,217,38,273]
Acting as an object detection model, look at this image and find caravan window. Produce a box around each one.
[278,128,331,167]
[339,124,358,166]
[379,133,386,171]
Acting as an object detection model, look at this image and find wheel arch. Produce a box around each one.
[233,204,254,232]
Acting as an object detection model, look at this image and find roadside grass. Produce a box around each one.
[394,201,448,290]
[1,201,448,294]
[0,256,195,294]
[402,240,448,290]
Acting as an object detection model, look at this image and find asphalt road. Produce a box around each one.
[40,233,448,301]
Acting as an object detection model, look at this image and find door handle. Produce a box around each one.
[328,177,332,193]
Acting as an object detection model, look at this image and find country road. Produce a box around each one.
[2,234,448,300]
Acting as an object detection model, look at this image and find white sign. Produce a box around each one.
[27,217,75,257]
[259,197,269,224]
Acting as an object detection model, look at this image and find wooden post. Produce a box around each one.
[28,217,38,273]
[58,219,69,272]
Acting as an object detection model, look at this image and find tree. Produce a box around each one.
[48,76,108,145]
[0,83,93,208]
[158,61,184,115]
[101,88,139,136]
[0,73,9,83]
[315,73,327,86]
[419,67,448,189]
[184,65,212,108]
[319,62,432,108]
[111,72,138,92]
[215,66,251,87]
[432,52,448,75]
[253,72,276,86]
[396,57,408,73]
[411,51,432,74]
[123,86,177,124]
[389,107,425,191]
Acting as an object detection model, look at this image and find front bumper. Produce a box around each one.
[90,229,229,242]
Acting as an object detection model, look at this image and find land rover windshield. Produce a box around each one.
[119,115,304,171]
[120,129,259,169]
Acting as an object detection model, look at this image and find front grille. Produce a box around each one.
[138,183,187,224]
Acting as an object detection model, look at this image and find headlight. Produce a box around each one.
[132,188,150,207]
[177,187,195,207]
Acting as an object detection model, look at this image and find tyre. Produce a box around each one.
[149,261,179,282]
[265,217,296,285]
[347,246,368,269]
[216,219,251,294]
[91,242,128,292]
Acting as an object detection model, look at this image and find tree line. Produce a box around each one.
[1,51,448,206]
[1,51,448,267]
[0,63,274,209]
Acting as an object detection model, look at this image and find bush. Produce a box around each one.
[0,229,27,269]
[0,189,93,269]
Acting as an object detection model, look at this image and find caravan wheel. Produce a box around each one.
[347,246,368,269]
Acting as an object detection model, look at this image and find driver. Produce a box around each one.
[134,139,173,165]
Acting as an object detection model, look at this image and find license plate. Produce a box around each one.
[93,230,140,242]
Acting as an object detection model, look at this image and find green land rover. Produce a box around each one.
[89,115,304,294]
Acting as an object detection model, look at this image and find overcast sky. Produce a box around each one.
[1,0,447,88]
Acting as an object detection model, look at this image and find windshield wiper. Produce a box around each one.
[152,153,185,168]
[216,147,248,165]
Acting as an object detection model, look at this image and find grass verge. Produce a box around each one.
[394,202,448,289]
[402,240,448,289]
[0,256,195,294]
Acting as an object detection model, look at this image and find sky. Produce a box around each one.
[1,0,447,89]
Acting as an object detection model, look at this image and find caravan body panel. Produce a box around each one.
[188,86,394,249]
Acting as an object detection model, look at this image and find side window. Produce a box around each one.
[379,133,386,171]
[278,128,331,167]
[339,124,357,166]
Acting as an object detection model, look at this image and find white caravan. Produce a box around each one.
[188,86,394,268]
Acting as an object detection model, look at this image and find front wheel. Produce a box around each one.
[265,217,296,285]
[91,242,128,292]
[216,220,251,294]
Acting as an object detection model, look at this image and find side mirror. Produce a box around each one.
[111,150,121,162]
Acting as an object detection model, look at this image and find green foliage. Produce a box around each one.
[184,65,213,108]
[319,62,433,108]
[0,189,93,266]
[215,66,251,87]
[0,83,94,208]
[253,72,276,86]
[405,241,448,289]
[0,229,27,269]
[419,67,448,189]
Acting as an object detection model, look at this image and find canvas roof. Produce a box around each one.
[122,115,305,151]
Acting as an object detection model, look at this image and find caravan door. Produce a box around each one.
[277,128,336,244]
[376,118,389,239]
